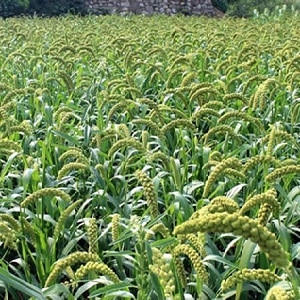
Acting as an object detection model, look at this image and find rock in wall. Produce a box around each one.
[78,0,216,16]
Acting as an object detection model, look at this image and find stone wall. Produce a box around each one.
[0,0,216,17]
[84,0,215,16]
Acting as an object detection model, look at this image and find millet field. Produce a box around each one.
[0,10,299,300]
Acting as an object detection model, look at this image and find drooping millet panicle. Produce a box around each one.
[146,222,170,240]
[165,66,185,89]
[0,214,21,232]
[185,233,207,257]
[252,78,279,110]
[192,107,220,121]
[110,82,130,95]
[223,93,248,105]
[44,251,100,287]
[157,104,189,120]
[132,119,163,140]
[142,130,149,150]
[173,244,208,283]
[107,100,137,120]
[149,248,175,298]
[0,139,22,153]
[135,170,159,218]
[291,102,300,123]
[280,159,299,167]
[261,129,297,148]
[202,100,224,110]
[217,110,264,130]
[58,112,79,131]
[266,125,276,157]
[108,138,146,158]
[124,87,143,98]
[266,286,295,300]
[117,123,131,138]
[87,218,99,254]
[266,165,300,182]
[161,119,194,135]
[202,159,220,170]
[207,196,240,214]
[221,268,281,292]
[21,188,71,207]
[172,250,187,288]
[257,202,273,226]
[189,86,219,105]
[209,150,223,162]
[240,189,279,217]
[190,197,239,221]
[111,214,120,242]
[53,199,83,241]
[0,222,17,250]
[202,125,241,145]
[181,71,196,87]
[147,152,170,171]
[222,168,245,181]
[243,155,279,174]
[57,162,90,180]
[3,120,33,137]
[203,157,242,198]
[243,74,267,97]
[92,130,117,148]
[137,97,159,111]
[75,261,120,283]
[173,212,290,268]
[95,163,107,178]
[59,148,88,165]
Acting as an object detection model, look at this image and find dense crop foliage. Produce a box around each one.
[0,12,299,300]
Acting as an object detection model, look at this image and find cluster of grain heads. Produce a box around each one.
[75,261,120,283]
[217,110,264,131]
[52,199,83,241]
[59,148,89,165]
[111,213,120,242]
[108,138,146,158]
[135,170,159,218]
[44,251,100,287]
[0,213,22,249]
[20,188,71,208]
[202,124,242,145]
[173,244,208,283]
[2,120,33,137]
[149,248,175,298]
[206,196,239,214]
[203,157,243,198]
[173,212,290,268]
[240,188,280,217]
[251,78,280,110]
[243,155,279,174]
[57,162,90,180]
[87,218,99,254]
[221,268,281,292]
[0,139,22,154]
[266,165,300,183]
[185,233,207,257]
[146,222,170,240]
[266,286,296,300]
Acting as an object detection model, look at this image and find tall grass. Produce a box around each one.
[0,11,299,300]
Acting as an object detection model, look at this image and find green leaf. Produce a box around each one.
[88,280,136,298]
[0,267,47,300]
